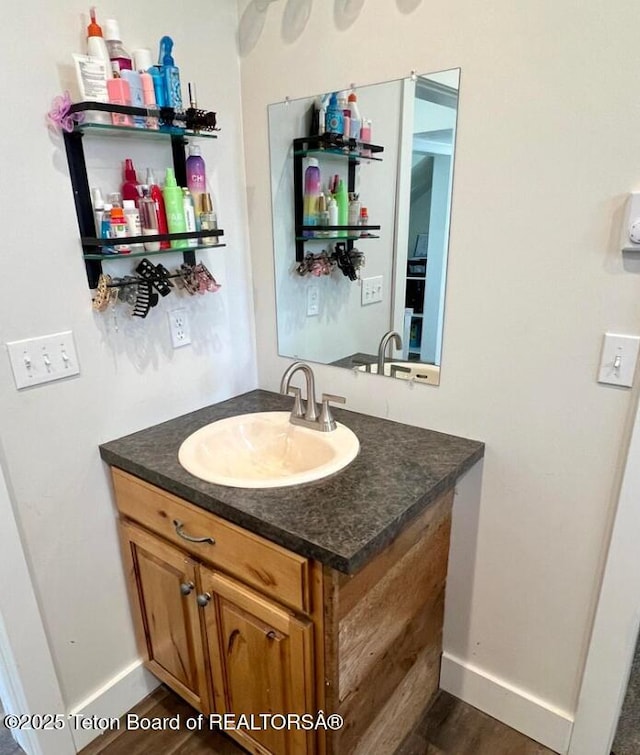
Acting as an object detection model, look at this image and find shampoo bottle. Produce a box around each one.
[158,36,183,110]
[163,168,187,248]
[147,169,170,248]
[186,145,206,215]
[104,19,132,74]
[86,7,113,80]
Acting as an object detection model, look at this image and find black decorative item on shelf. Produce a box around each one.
[292,133,384,262]
[62,102,223,289]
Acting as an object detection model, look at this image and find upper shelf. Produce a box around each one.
[68,101,219,140]
[293,133,384,162]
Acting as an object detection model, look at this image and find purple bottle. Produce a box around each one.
[186,145,207,217]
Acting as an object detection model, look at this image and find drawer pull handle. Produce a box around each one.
[180,581,194,596]
[196,592,211,608]
[173,519,215,545]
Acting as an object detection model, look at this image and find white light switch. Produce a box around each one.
[306,285,319,317]
[597,333,640,387]
[6,331,80,390]
[361,276,383,306]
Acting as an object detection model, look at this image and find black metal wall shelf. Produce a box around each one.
[292,133,384,262]
[63,102,223,289]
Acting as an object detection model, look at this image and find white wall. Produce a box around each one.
[241,0,640,750]
[0,0,255,733]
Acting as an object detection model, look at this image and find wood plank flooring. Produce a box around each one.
[80,686,557,755]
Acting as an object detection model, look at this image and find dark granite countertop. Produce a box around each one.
[99,390,484,574]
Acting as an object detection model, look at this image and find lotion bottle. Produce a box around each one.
[86,7,113,80]
[122,200,143,250]
[182,189,198,247]
[163,168,186,248]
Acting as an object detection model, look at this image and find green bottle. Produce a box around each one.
[162,168,187,248]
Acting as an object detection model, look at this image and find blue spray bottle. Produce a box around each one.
[158,36,183,110]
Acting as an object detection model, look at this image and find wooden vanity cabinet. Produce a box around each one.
[112,467,453,755]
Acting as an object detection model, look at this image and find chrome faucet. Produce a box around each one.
[377,330,402,373]
[280,361,345,432]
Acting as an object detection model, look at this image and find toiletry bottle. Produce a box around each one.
[334,178,348,229]
[86,7,113,80]
[325,93,343,135]
[163,167,187,248]
[108,192,122,208]
[139,71,158,129]
[186,145,206,216]
[199,193,218,246]
[101,202,112,239]
[182,189,198,247]
[91,187,105,236]
[348,92,361,140]
[303,158,321,237]
[359,206,370,236]
[138,186,160,251]
[104,19,132,74]
[120,70,144,127]
[123,200,143,250]
[109,206,130,252]
[148,66,167,108]
[338,91,350,139]
[348,193,361,228]
[107,77,133,126]
[158,36,183,110]
[72,54,110,125]
[147,169,170,248]
[317,193,329,236]
[327,196,338,237]
[122,159,139,203]
[360,118,372,157]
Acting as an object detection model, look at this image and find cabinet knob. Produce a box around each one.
[266,630,277,640]
[196,592,211,607]
[180,581,194,596]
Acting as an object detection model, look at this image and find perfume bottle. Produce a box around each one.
[199,193,218,246]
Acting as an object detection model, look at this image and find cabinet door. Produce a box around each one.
[200,569,315,755]
[119,521,211,713]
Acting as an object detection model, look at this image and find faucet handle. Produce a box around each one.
[287,386,304,418]
[319,393,346,432]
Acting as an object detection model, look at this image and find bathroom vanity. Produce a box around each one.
[99,389,483,755]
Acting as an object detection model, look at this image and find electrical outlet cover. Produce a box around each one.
[169,308,191,348]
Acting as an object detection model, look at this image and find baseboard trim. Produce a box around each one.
[440,652,574,754]
[68,660,159,751]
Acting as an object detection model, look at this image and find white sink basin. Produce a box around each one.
[359,361,440,384]
[178,411,359,488]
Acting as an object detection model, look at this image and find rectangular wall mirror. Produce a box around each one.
[268,68,460,385]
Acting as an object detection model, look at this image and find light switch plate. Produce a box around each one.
[598,333,640,387]
[306,285,319,317]
[6,331,80,390]
[361,276,383,306]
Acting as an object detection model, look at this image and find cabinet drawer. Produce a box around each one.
[111,468,311,613]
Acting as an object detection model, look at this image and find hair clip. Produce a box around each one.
[136,258,173,296]
[334,243,358,281]
[193,262,221,293]
[176,263,199,295]
[92,273,112,311]
[296,251,335,277]
[131,281,153,318]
